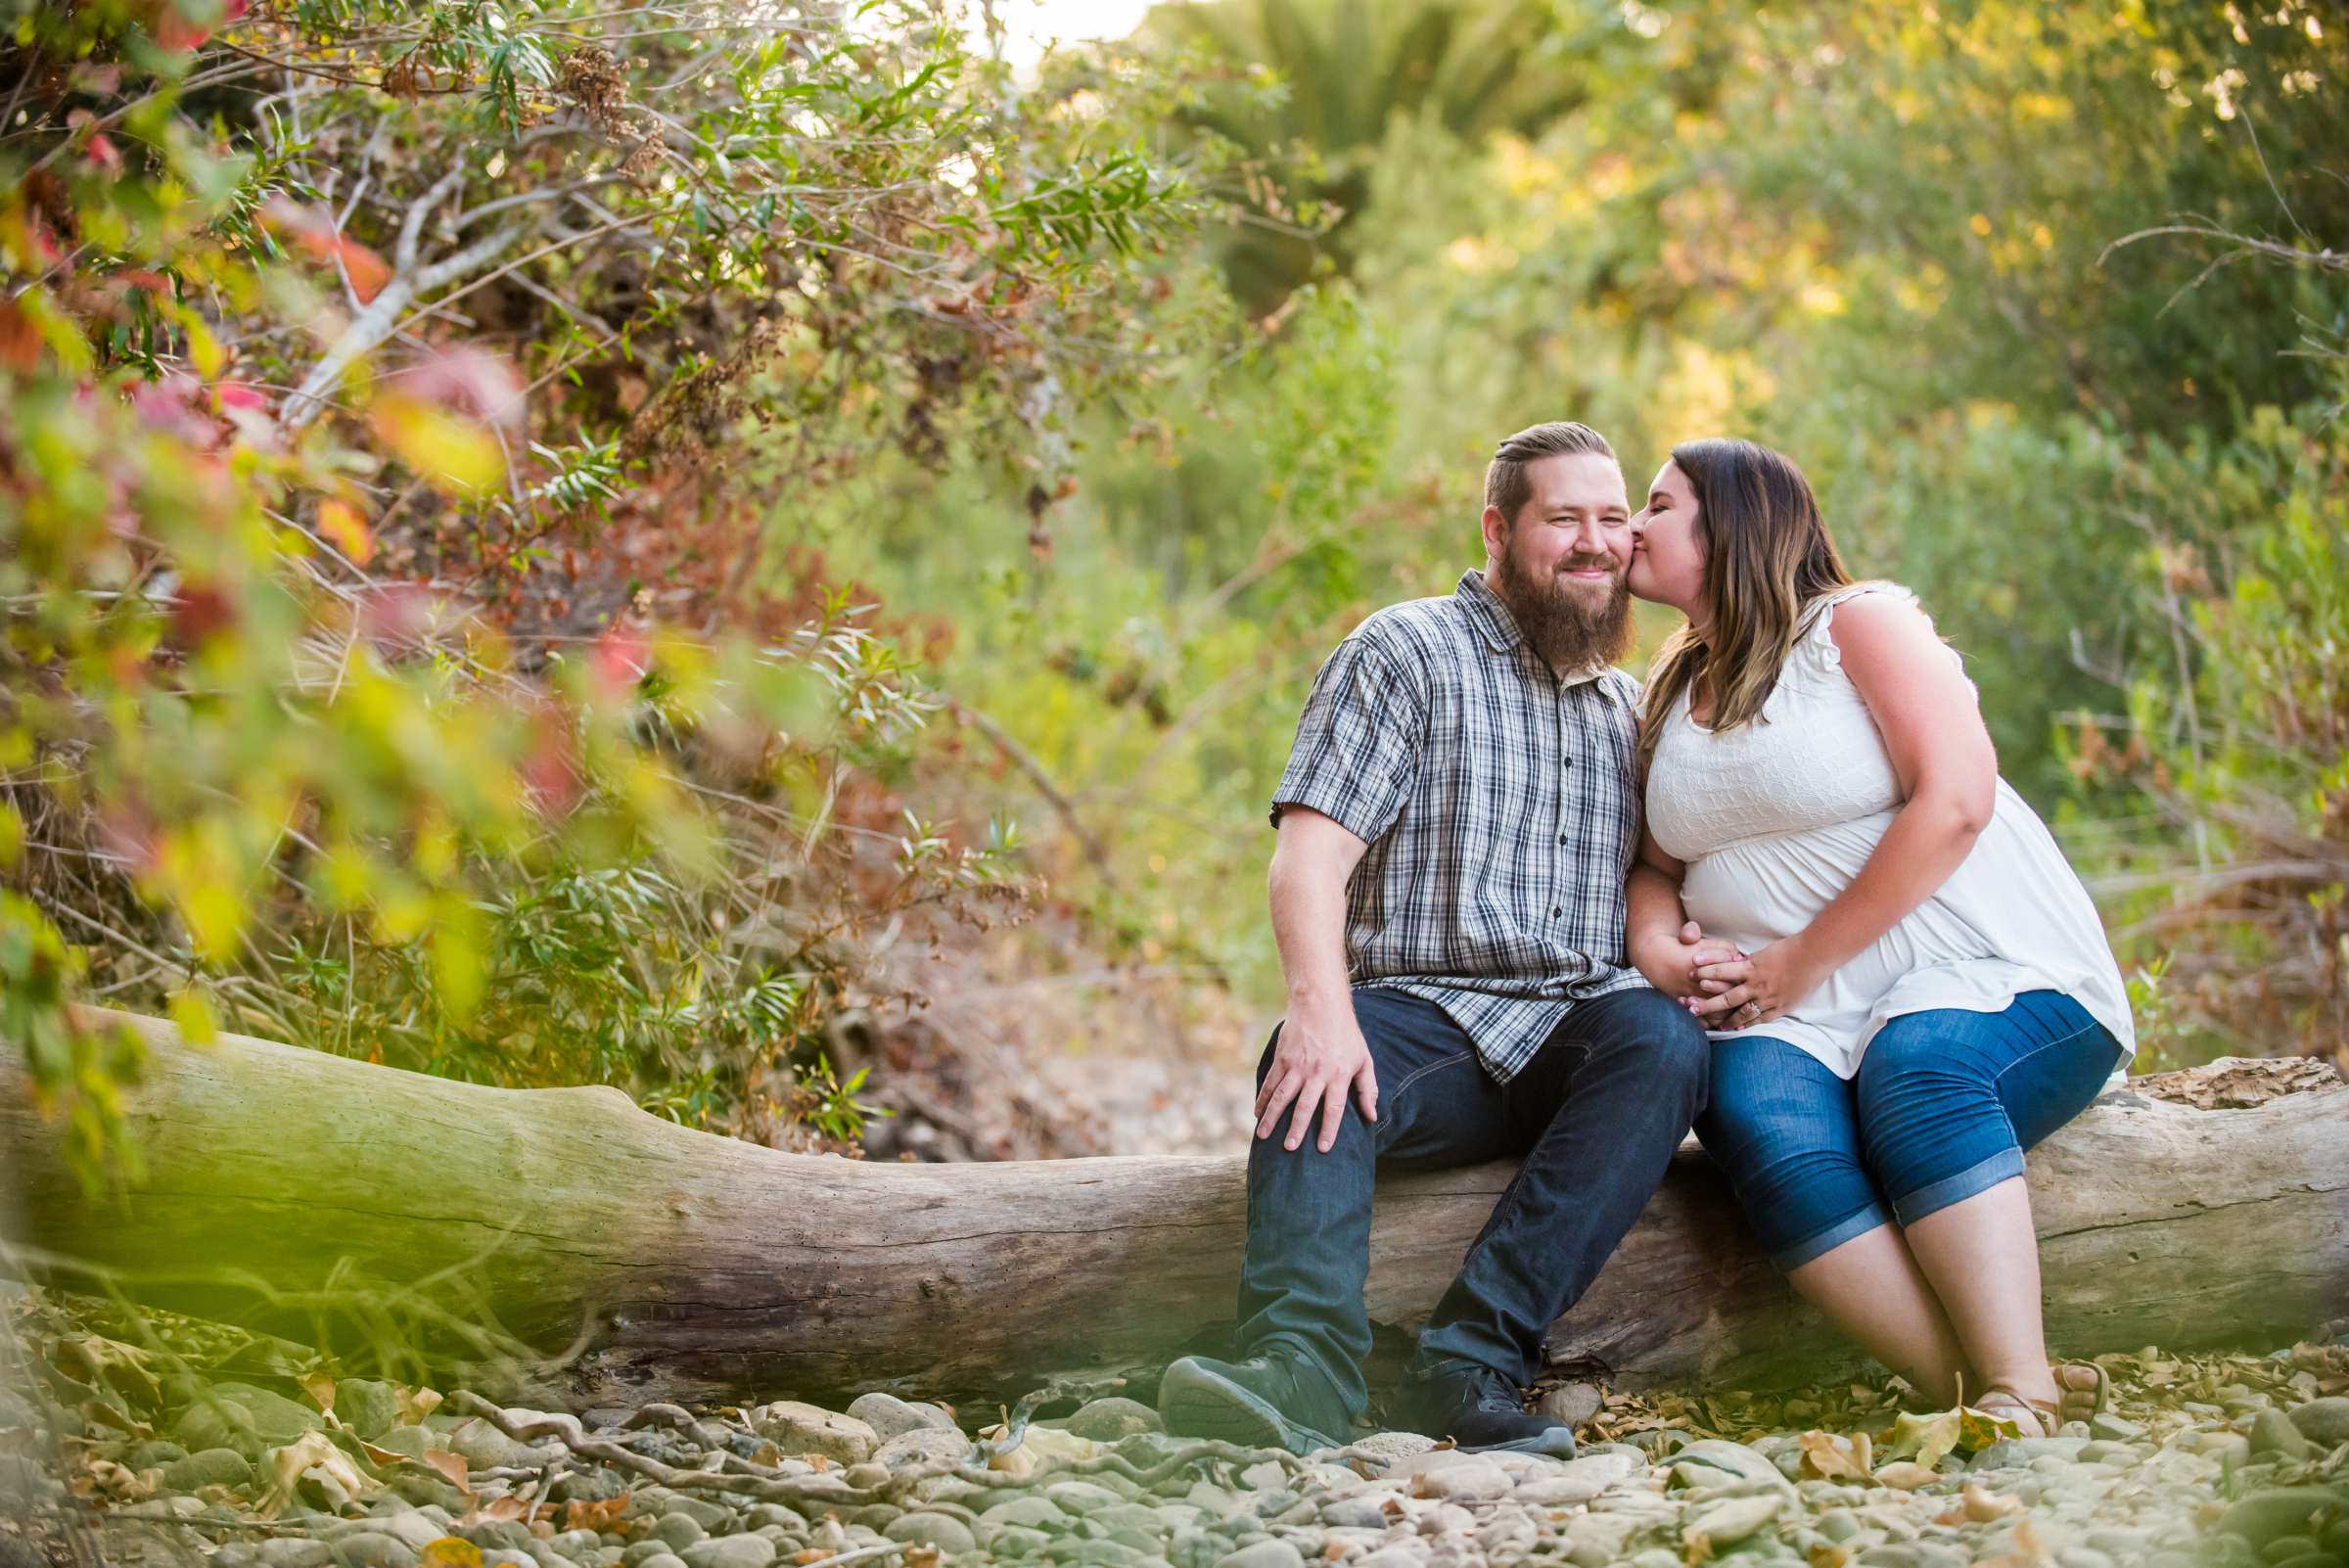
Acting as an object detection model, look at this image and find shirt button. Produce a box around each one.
[1551,905,1562,917]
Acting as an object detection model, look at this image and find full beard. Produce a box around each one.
[1492,548,1634,673]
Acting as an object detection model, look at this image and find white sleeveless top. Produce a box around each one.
[1643,582,2136,1079]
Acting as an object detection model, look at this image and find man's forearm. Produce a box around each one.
[1268,825,1359,1010]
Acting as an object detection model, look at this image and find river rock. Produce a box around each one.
[984,1496,1070,1529]
[1108,1526,1170,1555]
[551,1467,626,1505]
[1474,1510,1539,1552]
[643,1494,734,1532]
[1097,1503,1174,1536]
[1535,1384,1604,1429]
[755,1402,877,1465]
[1415,1501,1476,1537]
[847,1394,958,1444]
[258,1542,334,1568]
[1414,1461,1511,1502]
[1322,1496,1399,1530]
[1069,1398,1165,1441]
[162,1447,253,1492]
[2288,1400,2349,1447]
[174,1383,324,1461]
[126,1439,188,1470]
[2212,1490,2344,1550]
[1075,1543,1150,1568]
[2252,1410,2313,1460]
[381,1516,457,1553]
[743,1505,807,1532]
[2196,1431,2255,1466]
[445,1416,560,1470]
[335,1380,402,1442]
[679,1539,777,1568]
[1351,1548,1425,1568]
[1563,1514,1639,1568]
[1967,1438,2088,1472]
[333,1534,419,1568]
[1515,1453,1638,1508]
[652,1515,708,1552]
[1684,1494,1780,1548]
[990,1526,1053,1557]
[1048,1480,1129,1515]
[1672,1440,1790,1490]
[1211,1542,1305,1568]
[875,1426,977,1467]
[886,1513,978,1554]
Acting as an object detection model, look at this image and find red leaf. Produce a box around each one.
[170,582,238,647]
[0,300,41,371]
[332,235,392,303]
[590,623,651,697]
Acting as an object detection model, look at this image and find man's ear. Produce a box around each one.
[1480,503,1509,562]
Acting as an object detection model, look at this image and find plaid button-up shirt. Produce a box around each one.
[1269,568,1648,1084]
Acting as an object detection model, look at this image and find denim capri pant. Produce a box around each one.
[1693,990,2129,1271]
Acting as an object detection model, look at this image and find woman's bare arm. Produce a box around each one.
[1693,594,1996,1026]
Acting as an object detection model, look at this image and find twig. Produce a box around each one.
[449,1388,1310,1510]
[798,1546,906,1568]
[944,698,1118,884]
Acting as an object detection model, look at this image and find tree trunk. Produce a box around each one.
[5,1008,2344,1410]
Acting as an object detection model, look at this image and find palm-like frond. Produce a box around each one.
[1139,0,1595,309]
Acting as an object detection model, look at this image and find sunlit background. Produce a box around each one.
[968,0,1163,66]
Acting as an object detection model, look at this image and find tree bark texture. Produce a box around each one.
[5,1009,2343,1410]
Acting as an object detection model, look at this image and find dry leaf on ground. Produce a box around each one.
[1799,1430,1874,1484]
[257,1430,381,1518]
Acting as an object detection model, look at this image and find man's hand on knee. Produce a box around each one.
[1255,1001,1379,1153]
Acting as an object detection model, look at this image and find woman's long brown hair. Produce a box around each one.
[1635,438,1856,767]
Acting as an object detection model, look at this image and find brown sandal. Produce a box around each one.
[1976,1386,2064,1440]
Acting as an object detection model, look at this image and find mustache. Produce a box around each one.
[1555,553,1621,576]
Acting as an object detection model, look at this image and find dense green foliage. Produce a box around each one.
[835,0,2347,1059]
[0,0,1224,1177]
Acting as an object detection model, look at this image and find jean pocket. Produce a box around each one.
[1389,1047,1477,1101]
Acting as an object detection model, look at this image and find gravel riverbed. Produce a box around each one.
[17,1330,2347,1568]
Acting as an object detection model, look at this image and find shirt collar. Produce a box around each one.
[1456,568,1615,690]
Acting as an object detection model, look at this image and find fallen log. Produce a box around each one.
[3,1008,2344,1410]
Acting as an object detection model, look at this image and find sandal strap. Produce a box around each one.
[1978,1386,2062,1438]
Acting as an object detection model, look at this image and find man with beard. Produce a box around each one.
[1158,421,1715,1456]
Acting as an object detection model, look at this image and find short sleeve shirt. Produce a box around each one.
[1269,568,1647,1084]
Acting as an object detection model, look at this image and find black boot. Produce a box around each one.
[1159,1350,1356,1456]
[1390,1360,1577,1456]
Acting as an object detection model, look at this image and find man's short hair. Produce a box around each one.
[1484,422,1618,526]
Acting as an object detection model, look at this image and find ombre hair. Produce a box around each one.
[1635,438,1857,765]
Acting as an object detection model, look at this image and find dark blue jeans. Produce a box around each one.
[1234,985,1710,1421]
[1695,990,2127,1270]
